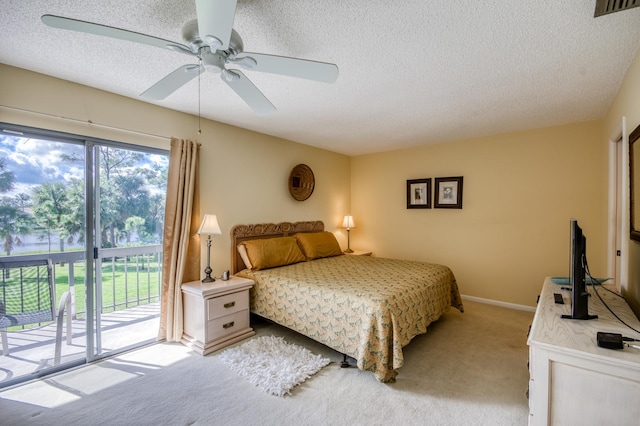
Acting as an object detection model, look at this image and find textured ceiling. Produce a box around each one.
[1,1,639,156]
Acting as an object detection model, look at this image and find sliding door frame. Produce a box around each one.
[1,122,168,366]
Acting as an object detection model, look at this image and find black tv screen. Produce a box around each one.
[562,220,597,320]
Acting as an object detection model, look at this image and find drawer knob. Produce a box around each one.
[224,301,236,309]
[223,321,235,329]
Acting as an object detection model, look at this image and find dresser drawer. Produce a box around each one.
[207,289,249,320]
[207,309,250,342]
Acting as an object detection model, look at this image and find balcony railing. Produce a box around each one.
[1,245,163,388]
[1,245,162,328]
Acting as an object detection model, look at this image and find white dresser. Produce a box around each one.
[527,277,640,425]
[181,276,255,355]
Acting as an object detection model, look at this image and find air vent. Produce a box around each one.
[594,0,640,17]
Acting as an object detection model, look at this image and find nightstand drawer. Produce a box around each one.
[207,309,250,342]
[207,290,249,320]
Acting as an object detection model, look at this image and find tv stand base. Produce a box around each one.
[561,314,598,320]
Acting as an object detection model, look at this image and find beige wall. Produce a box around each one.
[0,64,351,279]
[351,121,606,308]
[603,47,640,315]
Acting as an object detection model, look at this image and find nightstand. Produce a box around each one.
[345,250,372,256]
[181,276,255,355]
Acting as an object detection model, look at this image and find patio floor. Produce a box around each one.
[1,303,160,386]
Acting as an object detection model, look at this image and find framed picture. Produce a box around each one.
[407,178,431,209]
[434,177,463,209]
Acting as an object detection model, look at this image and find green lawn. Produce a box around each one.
[1,255,161,330]
[55,255,162,315]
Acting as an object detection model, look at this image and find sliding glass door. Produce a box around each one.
[90,143,167,359]
[0,124,167,388]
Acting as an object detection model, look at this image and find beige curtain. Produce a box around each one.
[158,138,201,342]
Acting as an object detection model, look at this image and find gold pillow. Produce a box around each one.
[241,237,306,270]
[294,231,343,260]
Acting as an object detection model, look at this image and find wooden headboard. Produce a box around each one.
[230,221,324,274]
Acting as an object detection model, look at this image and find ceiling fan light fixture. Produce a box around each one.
[201,49,224,72]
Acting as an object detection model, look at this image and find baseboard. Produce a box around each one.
[461,294,536,312]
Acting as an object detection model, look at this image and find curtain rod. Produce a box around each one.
[0,104,171,141]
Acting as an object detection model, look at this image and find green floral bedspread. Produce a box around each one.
[237,255,463,382]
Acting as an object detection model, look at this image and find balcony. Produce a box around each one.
[1,245,162,388]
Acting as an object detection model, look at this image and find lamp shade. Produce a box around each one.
[197,214,222,235]
[341,215,356,229]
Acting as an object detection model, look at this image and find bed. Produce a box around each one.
[231,221,463,382]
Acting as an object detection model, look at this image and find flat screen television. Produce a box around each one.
[562,219,597,320]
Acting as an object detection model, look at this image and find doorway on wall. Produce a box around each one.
[615,135,623,284]
[608,117,629,290]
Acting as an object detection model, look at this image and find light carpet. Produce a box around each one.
[0,300,534,425]
[218,335,330,396]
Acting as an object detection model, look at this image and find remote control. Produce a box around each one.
[554,293,564,304]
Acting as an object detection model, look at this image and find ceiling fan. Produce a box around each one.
[41,0,339,115]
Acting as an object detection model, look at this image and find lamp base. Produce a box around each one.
[344,228,353,254]
[202,266,215,283]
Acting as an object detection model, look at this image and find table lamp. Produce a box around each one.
[198,214,222,282]
[341,215,356,253]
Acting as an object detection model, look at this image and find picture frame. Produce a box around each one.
[407,178,431,209]
[434,176,463,209]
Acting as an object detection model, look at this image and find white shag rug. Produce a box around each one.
[217,335,331,397]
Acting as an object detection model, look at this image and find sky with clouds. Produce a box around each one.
[0,135,167,197]
[0,135,84,196]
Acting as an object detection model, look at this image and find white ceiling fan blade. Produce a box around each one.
[232,53,339,83]
[41,14,194,56]
[221,70,275,115]
[195,0,237,51]
[140,64,204,100]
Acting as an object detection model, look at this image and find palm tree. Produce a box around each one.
[0,200,31,255]
[14,193,31,212]
[98,146,143,248]
[61,178,85,246]
[32,182,71,252]
[0,157,31,255]
[0,158,14,193]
